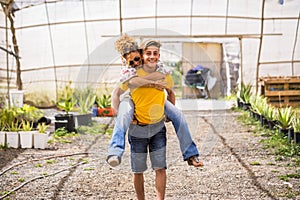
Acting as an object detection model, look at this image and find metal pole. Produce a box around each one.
[119,0,122,35]
[291,11,300,75]
[4,6,10,108]
[255,0,265,94]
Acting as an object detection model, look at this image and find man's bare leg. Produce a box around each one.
[134,173,145,200]
[155,169,166,200]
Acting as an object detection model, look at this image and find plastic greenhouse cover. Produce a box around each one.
[0,0,299,97]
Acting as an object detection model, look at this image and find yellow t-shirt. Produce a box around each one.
[120,67,174,124]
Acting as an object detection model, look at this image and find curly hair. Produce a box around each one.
[114,34,139,57]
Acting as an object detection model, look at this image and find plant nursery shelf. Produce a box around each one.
[259,76,300,107]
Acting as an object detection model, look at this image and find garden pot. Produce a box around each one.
[19,131,35,148]
[254,113,260,121]
[98,107,114,117]
[288,128,294,143]
[278,128,289,137]
[33,132,49,149]
[242,103,251,111]
[259,115,268,127]
[0,131,6,146]
[74,113,92,127]
[249,110,256,118]
[237,98,243,108]
[6,131,20,148]
[294,132,300,144]
[55,114,76,132]
[267,120,277,130]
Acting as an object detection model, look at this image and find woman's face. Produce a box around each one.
[125,51,142,68]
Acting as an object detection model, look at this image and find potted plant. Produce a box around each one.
[55,81,76,132]
[238,82,252,110]
[75,93,96,126]
[19,120,36,148]
[0,119,6,147]
[97,94,114,117]
[277,106,295,137]
[250,95,265,121]
[33,123,49,149]
[6,121,21,148]
[292,116,300,144]
[264,105,277,130]
[55,98,77,132]
[18,104,44,128]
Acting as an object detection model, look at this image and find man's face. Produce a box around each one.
[125,51,142,68]
[143,46,160,69]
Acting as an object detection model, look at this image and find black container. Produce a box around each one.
[294,132,300,144]
[54,114,75,132]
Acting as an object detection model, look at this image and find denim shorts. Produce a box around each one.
[128,124,167,173]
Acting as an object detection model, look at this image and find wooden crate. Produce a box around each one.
[259,76,300,107]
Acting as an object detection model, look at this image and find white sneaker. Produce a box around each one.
[107,156,120,167]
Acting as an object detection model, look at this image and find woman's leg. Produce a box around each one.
[164,100,199,161]
[107,97,134,162]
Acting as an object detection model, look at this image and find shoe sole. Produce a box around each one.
[108,159,119,167]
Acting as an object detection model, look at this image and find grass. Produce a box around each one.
[249,161,261,166]
[76,122,110,135]
[236,108,300,199]
[237,110,300,159]
[279,172,300,181]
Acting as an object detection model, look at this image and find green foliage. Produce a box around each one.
[7,121,21,132]
[97,94,111,108]
[0,104,42,131]
[260,131,300,157]
[52,127,78,144]
[57,81,77,114]
[277,106,295,130]
[78,93,96,114]
[0,107,21,131]
[46,159,57,164]
[278,172,300,181]
[237,110,300,158]
[292,115,300,132]
[19,104,44,122]
[58,81,74,102]
[249,161,261,166]
[264,104,277,121]
[18,178,25,182]
[73,87,97,114]
[238,82,252,104]
[57,99,77,114]
[37,123,49,133]
[53,127,70,137]
[250,95,267,115]
[34,163,43,167]
[21,120,33,131]
[77,124,104,135]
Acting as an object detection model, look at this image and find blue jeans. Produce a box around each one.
[107,98,199,161]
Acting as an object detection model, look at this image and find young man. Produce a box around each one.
[123,40,171,199]
[107,34,203,168]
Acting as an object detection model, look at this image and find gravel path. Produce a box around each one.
[0,110,299,200]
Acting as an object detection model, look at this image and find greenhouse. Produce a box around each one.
[0,0,300,199]
[0,0,298,105]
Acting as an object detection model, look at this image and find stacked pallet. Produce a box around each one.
[260,76,300,107]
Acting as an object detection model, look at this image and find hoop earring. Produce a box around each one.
[122,58,126,66]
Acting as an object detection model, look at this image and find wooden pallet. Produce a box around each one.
[259,76,300,107]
